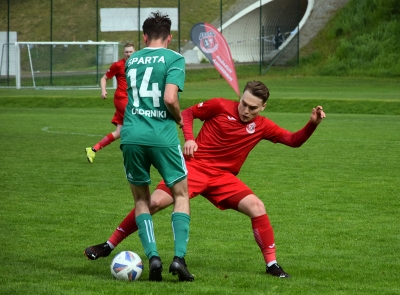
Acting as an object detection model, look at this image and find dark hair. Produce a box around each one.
[142,11,172,41]
[124,42,135,49]
[243,81,270,103]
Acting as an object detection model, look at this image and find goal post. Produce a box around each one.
[1,41,120,89]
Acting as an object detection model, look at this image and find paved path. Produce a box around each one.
[186,0,350,68]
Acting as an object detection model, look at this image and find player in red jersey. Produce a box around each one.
[85,80,326,277]
[85,43,135,163]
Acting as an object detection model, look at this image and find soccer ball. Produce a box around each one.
[110,251,143,281]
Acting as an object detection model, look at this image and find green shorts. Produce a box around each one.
[121,144,187,187]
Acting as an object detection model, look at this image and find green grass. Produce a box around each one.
[297,0,400,77]
[0,76,399,294]
[1,74,400,114]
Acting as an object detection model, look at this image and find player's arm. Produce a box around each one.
[275,106,326,147]
[181,107,197,157]
[164,83,183,127]
[100,74,109,99]
[101,62,119,99]
[181,99,223,157]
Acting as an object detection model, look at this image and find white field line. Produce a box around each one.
[41,126,102,137]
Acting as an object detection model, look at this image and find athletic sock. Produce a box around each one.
[93,133,115,151]
[136,213,159,259]
[251,214,276,264]
[171,212,190,258]
[108,208,138,247]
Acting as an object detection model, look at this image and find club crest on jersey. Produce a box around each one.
[199,31,218,54]
[246,122,256,134]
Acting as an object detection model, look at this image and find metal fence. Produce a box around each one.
[1,0,304,87]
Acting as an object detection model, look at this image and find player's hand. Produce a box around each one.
[184,140,198,158]
[310,106,326,124]
[101,91,107,99]
[176,118,184,128]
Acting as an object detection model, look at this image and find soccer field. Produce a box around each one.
[0,76,399,294]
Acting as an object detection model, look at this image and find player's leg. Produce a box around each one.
[207,173,290,278]
[84,189,174,260]
[111,123,122,139]
[108,188,174,246]
[168,178,194,281]
[92,132,116,151]
[227,194,290,278]
[211,191,277,264]
[169,178,191,258]
[84,161,202,262]
[153,145,194,282]
[236,195,276,260]
[123,144,163,281]
[111,97,126,141]
[90,123,121,152]
[85,99,124,163]
[85,129,117,163]
[129,183,163,282]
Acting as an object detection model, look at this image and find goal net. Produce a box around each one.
[0,42,120,89]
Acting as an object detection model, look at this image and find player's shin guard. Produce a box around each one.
[136,213,159,259]
[108,208,138,247]
[171,212,190,258]
[252,214,276,264]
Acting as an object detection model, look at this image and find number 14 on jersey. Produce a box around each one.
[127,67,161,107]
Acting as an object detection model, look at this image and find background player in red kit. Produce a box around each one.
[85,43,135,163]
[85,80,326,277]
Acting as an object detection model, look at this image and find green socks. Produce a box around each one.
[136,212,190,259]
[136,213,159,259]
[171,212,190,258]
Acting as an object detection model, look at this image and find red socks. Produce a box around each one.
[108,208,138,247]
[108,209,277,265]
[252,214,276,264]
[93,133,115,151]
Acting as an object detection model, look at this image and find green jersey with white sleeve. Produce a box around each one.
[121,47,185,147]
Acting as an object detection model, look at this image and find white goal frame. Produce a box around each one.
[10,41,119,89]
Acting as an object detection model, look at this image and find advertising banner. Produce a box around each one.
[191,22,240,97]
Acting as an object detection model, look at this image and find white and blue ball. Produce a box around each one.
[110,251,143,281]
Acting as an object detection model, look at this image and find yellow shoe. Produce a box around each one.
[85,147,96,163]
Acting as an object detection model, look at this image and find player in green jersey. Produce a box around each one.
[120,11,193,282]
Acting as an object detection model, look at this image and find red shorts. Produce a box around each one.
[156,160,253,210]
[112,97,128,126]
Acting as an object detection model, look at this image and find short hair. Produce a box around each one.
[124,42,135,49]
[243,81,270,103]
[142,11,172,41]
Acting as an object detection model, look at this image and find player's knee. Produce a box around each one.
[149,191,173,214]
[238,195,266,217]
[251,198,266,215]
[243,197,266,216]
[149,198,163,213]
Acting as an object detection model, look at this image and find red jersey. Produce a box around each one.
[105,58,127,100]
[182,98,317,175]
